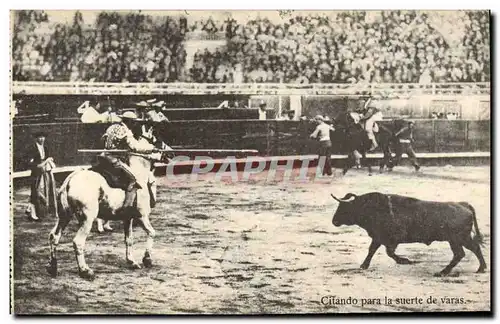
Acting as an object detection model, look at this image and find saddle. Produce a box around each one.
[90,155,132,191]
[90,155,157,209]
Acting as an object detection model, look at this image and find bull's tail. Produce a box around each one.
[462,202,484,246]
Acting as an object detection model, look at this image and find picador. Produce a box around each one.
[95,111,159,210]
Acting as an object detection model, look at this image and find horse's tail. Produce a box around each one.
[56,170,80,219]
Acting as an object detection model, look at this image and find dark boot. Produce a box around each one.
[123,182,140,208]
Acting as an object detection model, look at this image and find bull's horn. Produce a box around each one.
[331,194,356,203]
[341,193,357,200]
[331,194,341,202]
[335,193,357,202]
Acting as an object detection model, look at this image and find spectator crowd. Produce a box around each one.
[192,11,490,84]
[12,10,490,84]
[12,10,187,82]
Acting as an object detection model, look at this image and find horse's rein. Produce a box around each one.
[128,152,161,161]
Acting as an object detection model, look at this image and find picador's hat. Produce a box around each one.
[315,115,325,122]
[119,111,145,122]
[33,131,48,138]
[119,111,138,119]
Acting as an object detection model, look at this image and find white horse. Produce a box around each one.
[47,152,159,280]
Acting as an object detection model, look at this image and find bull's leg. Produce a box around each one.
[124,218,141,269]
[137,216,156,268]
[46,215,71,277]
[462,238,487,273]
[360,240,381,269]
[435,241,465,277]
[73,210,96,280]
[385,244,414,265]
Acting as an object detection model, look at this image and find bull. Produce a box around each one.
[331,192,487,276]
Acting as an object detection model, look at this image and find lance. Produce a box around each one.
[78,149,259,154]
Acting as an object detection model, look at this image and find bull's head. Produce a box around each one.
[331,193,358,226]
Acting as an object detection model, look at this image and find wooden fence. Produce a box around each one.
[11,119,490,172]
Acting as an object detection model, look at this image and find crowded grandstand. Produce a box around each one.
[12,10,490,84]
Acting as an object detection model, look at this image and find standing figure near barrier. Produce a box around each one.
[392,121,420,172]
[25,131,57,221]
[360,97,384,152]
[146,101,169,123]
[310,115,335,176]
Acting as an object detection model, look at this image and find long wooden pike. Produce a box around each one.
[78,149,259,154]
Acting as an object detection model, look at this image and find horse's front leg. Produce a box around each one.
[363,152,373,176]
[380,146,391,173]
[124,218,141,269]
[137,215,156,268]
[342,152,354,175]
[353,150,362,168]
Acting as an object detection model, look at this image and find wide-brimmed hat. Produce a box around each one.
[33,131,48,138]
[136,101,151,107]
[119,111,139,120]
[153,100,165,108]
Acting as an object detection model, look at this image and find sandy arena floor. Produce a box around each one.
[11,165,491,314]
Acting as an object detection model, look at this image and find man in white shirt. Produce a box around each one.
[100,106,122,123]
[258,101,267,120]
[81,101,103,123]
[310,115,335,176]
[146,101,169,123]
[360,97,384,151]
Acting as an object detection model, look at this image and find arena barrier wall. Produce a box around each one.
[11,119,490,173]
[12,82,490,122]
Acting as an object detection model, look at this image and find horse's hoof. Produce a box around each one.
[79,269,95,281]
[46,262,58,277]
[477,267,486,273]
[143,256,153,268]
[127,260,142,270]
[368,173,373,176]
[360,264,369,270]
[103,225,113,232]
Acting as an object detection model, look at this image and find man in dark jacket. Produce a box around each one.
[25,131,56,220]
[393,121,420,171]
